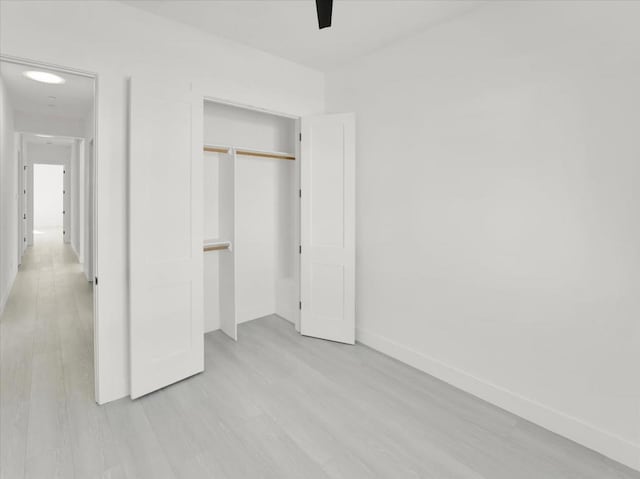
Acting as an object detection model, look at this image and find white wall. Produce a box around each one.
[33,164,63,229]
[326,1,640,470]
[204,157,297,328]
[15,111,84,138]
[0,76,18,313]
[25,142,70,166]
[204,101,296,153]
[235,156,293,324]
[0,0,324,403]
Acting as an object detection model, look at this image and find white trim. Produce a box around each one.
[21,132,85,142]
[203,95,299,120]
[0,54,96,78]
[356,327,640,472]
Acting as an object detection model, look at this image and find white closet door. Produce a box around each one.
[300,113,356,344]
[129,77,204,399]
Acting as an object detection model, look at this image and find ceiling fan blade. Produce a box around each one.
[315,0,333,29]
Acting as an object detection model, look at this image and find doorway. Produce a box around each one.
[33,163,64,241]
[0,56,99,402]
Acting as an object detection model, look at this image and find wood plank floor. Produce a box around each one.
[1,231,639,479]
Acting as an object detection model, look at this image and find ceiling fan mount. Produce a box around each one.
[315,0,333,29]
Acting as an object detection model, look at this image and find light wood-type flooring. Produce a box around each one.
[1,231,639,478]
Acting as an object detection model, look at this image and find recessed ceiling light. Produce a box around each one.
[23,70,66,84]
[36,134,53,138]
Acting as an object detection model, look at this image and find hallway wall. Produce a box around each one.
[15,111,84,138]
[0,76,17,314]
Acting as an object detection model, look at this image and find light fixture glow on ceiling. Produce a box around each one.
[23,70,66,84]
[35,134,53,138]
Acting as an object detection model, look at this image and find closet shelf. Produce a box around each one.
[203,144,295,161]
[203,240,232,252]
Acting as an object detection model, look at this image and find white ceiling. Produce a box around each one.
[122,0,481,71]
[0,61,93,120]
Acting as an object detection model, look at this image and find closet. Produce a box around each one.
[128,76,355,399]
[202,101,300,340]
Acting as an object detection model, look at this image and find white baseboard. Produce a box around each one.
[356,327,640,472]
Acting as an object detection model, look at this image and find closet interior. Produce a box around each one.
[203,101,300,340]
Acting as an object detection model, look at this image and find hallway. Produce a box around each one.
[0,229,95,478]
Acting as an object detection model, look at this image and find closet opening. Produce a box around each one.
[0,56,100,401]
[128,77,355,398]
[202,100,300,341]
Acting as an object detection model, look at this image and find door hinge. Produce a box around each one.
[299,245,302,254]
[23,165,27,170]
[299,189,302,198]
[94,277,98,286]
[299,133,302,142]
[23,237,26,243]
[299,301,302,310]
[23,214,26,220]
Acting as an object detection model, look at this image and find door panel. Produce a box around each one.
[300,113,355,344]
[310,121,345,247]
[129,77,204,399]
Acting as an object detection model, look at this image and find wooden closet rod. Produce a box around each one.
[203,145,295,161]
[203,244,230,252]
[235,149,295,161]
[203,146,230,154]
